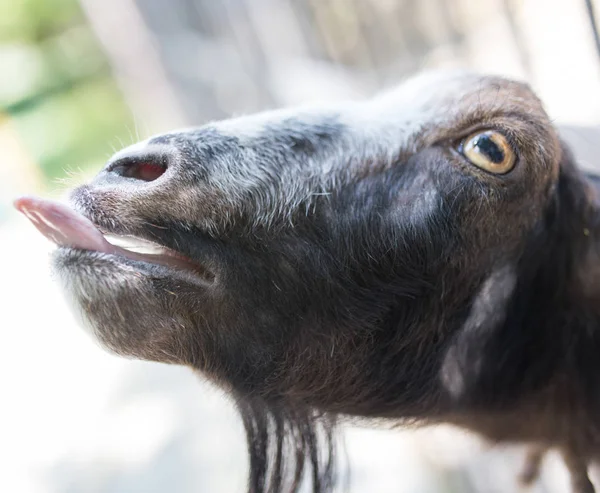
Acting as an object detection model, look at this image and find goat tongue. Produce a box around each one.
[13,196,118,254]
[14,196,211,278]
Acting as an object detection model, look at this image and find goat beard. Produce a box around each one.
[237,397,337,493]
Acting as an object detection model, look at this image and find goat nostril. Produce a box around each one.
[112,160,167,182]
[124,161,166,182]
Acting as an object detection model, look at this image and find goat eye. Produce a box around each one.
[460,130,516,174]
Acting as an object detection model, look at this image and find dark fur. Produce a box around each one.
[52,72,600,492]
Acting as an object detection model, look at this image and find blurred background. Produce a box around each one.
[1,0,599,492]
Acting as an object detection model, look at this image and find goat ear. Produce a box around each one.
[440,265,517,403]
[554,133,600,306]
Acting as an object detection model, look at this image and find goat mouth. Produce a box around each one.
[13,196,215,283]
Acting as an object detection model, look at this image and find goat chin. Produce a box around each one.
[16,71,600,493]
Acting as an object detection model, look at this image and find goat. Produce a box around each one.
[15,71,600,493]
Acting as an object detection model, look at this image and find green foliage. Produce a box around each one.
[11,77,135,182]
[0,0,82,43]
[1,0,134,185]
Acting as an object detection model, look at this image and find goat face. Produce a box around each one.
[23,70,600,492]
[38,72,564,416]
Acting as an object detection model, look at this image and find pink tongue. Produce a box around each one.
[14,196,118,254]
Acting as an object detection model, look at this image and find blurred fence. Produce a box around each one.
[83,0,600,125]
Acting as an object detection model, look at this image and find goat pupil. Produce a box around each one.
[475,135,504,163]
